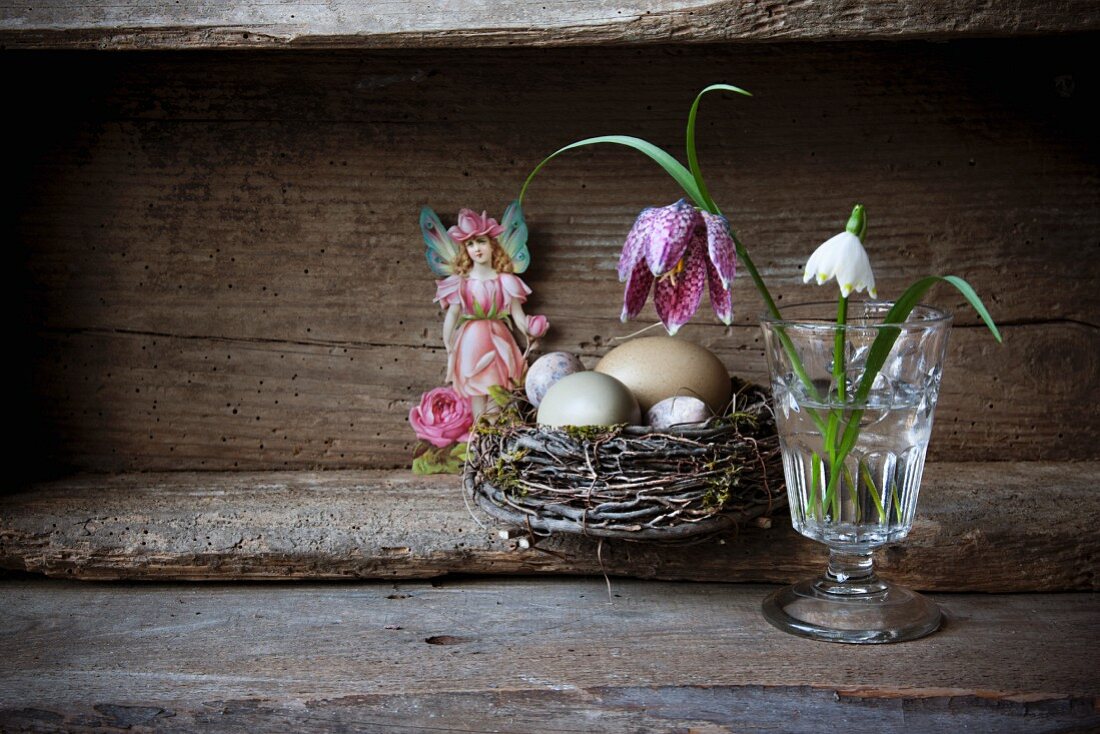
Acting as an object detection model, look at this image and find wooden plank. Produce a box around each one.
[10,42,1099,471]
[3,0,1098,50]
[23,323,1097,472]
[0,578,1097,732]
[6,689,1098,734]
[2,463,1096,590]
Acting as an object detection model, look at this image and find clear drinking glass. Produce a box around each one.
[759,301,952,643]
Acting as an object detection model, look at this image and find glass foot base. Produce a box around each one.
[762,578,942,644]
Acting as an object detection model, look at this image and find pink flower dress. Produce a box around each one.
[435,273,531,398]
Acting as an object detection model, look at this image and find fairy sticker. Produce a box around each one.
[410,202,547,474]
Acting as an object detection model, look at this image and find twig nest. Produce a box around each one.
[465,378,786,541]
[594,336,732,413]
[646,395,710,429]
[536,371,641,427]
[525,351,586,407]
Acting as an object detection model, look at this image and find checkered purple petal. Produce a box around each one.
[705,256,734,326]
[702,211,737,289]
[653,236,707,336]
[620,258,655,322]
[618,207,657,282]
[644,199,704,277]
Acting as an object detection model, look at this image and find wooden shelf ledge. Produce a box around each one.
[2,461,1097,590]
[2,1,1098,50]
[1,578,1097,731]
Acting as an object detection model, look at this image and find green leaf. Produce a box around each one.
[519,135,706,209]
[487,384,513,408]
[685,84,751,213]
[860,460,887,523]
[854,275,1000,405]
[808,451,823,520]
[830,274,1003,473]
[412,446,463,475]
[451,442,469,462]
[939,275,1002,343]
[883,275,1001,344]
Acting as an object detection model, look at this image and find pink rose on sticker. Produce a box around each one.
[447,208,505,242]
[527,314,549,338]
[409,387,474,447]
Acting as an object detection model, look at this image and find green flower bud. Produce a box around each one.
[845,204,867,240]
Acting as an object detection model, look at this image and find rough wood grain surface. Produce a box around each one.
[10,41,1099,473]
[2,463,1096,590]
[3,0,1099,50]
[1,578,1097,732]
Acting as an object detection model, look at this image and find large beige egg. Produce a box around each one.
[595,336,731,413]
[536,371,641,428]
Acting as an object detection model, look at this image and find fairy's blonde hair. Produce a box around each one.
[454,236,514,275]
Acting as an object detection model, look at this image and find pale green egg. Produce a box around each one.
[536,371,641,428]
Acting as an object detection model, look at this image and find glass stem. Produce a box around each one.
[826,549,876,586]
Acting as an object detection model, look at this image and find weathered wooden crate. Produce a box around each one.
[3,3,1099,730]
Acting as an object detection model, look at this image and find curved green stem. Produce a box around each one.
[686,84,750,213]
[834,296,848,401]
[728,230,827,434]
[731,232,782,320]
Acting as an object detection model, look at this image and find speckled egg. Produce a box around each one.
[525,351,586,407]
[536,371,641,428]
[646,396,711,430]
[595,336,732,413]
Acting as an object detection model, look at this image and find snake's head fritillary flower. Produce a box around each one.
[803,204,877,298]
[619,201,737,334]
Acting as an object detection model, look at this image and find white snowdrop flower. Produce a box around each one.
[803,207,877,298]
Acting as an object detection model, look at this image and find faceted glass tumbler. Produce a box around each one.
[759,301,952,643]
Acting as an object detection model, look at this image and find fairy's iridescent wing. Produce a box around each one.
[420,206,460,277]
[498,200,530,274]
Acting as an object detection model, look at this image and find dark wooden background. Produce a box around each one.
[10,37,1099,479]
